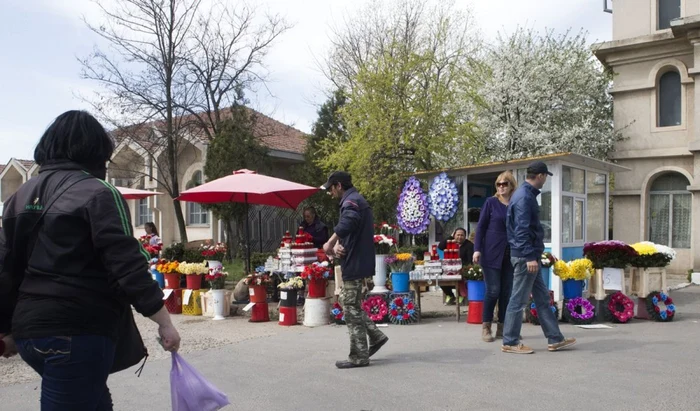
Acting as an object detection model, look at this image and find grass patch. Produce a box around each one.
[223,259,247,284]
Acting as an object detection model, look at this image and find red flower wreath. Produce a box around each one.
[602,292,634,324]
[362,295,389,323]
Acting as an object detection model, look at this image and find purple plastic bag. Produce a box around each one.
[170,352,230,411]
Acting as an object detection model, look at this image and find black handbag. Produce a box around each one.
[110,303,148,375]
[26,172,148,375]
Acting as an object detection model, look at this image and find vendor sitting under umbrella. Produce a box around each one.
[300,206,330,249]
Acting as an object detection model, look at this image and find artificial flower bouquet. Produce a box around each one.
[541,252,558,268]
[277,276,304,290]
[206,266,228,289]
[630,242,676,268]
[177,262,208,275]
[300,261,331,281]
[139,235,162,257]
[199,241,227,261]
[156,259,179,274]
[373,221,399,254]
[553,258,594,281]
[384,253,415,273]
[461,264,484,281]
[243,272,272,287]
[428,172,459,222]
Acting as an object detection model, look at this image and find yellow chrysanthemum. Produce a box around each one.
[569,258,594,281]
[631,242,657,256]
[395,253,414,261]
[553,260,569,279]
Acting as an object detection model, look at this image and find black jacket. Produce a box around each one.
[437,238,474,266]
[0,162,164,339]
[334,188,375,281]
[300,217,330,248]
[506,181,545,261]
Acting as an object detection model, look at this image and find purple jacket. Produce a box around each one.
[474,196,510,269]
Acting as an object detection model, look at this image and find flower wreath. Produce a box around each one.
[526,296,559,326]
[331,302,345,325]
[602,292,634,324]
[388,296,417,325]
[563,297,596,325]
[362,295,389,323]
[397,177,430,235]
[646,290,675,322]
[428,172,459,222]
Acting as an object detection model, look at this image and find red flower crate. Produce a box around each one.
[164,288,182,314]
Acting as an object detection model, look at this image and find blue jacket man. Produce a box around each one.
[501,161,575,355]
[321,171,388,369]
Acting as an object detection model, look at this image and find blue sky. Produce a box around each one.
[0,0,611,165]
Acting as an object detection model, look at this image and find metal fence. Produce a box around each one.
[246,205,304,253]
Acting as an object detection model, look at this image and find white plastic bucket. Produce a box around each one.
[303,297,331,327]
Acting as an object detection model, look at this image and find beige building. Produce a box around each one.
[0,110,308,249]
[594,0,700,273]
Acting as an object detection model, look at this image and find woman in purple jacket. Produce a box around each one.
[473,171,517,342]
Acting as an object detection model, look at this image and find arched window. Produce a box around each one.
[649,173,690,248]
[657,70,681,127]
[658,0,681,30]
[187,171,208,225]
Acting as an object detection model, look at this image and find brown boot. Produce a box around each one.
[482,322,495,342]
[495,323,504,339]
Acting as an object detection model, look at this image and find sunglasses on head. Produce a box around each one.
[496,182,509,187]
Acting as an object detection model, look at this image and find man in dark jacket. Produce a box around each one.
[502,161,575,354]
[321,171,388,369]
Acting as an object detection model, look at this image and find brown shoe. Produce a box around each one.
[482,322,495,342]
[548,338,576,352]
[501,343,534,354]
[495,323,504,339]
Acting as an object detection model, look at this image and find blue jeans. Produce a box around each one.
[16,335,116,411]
[482,259,514,323]
[503,257,564,346]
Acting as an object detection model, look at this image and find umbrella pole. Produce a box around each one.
[245,196,251,273]
[258,209,263,253]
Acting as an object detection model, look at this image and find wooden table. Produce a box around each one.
[410,279,464,323]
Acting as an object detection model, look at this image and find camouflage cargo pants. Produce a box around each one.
[340,279,386,365]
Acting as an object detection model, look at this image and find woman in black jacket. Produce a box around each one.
[437,227,474,305]
[0,111,181,410]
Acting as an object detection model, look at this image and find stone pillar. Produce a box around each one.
[687,32,700,271]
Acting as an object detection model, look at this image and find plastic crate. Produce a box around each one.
[182,289,203,316]
[163,288,182,314]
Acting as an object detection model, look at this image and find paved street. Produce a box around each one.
[2,286,700,411]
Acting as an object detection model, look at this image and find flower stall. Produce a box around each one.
[411,153,630,302]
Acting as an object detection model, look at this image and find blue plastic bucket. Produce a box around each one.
[152,270,165,288]
[562,280,584,299]
[391,272,410,292]
[467,280,485,301]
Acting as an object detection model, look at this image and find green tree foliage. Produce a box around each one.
[291,89,348,226]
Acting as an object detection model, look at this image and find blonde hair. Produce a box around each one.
[494,171,517,202]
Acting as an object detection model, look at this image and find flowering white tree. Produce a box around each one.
[476,28,624,160]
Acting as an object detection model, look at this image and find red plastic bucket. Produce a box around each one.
[250,302,270,322]
[467,301,483,324]
[164,273,181,289]
[185,275,203,290]
[307,278,327,298]
[279,306,298,326]
[249,285,267,303]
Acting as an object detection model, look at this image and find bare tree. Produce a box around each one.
[80,0,290,244]
[179,3,291,138]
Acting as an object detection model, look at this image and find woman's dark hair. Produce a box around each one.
[34,110,114,167]
[453,227,467,236]
[145,222,159,236]
[303,206,317,216]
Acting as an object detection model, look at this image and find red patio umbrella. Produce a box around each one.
[177,169,319,271]
[116,186,164,200]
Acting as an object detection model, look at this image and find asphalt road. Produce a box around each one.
[2,287,700,411]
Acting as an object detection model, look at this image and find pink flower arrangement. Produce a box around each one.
[583,240,638,269]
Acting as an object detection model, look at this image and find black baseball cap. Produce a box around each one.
[527,161,553,176]
[321,171,352,190]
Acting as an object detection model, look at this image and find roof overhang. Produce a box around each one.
[0,158,28,181]
[268,149,305,162]
[411,153,631,180]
